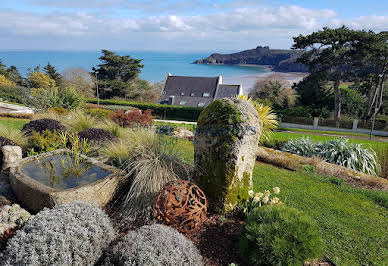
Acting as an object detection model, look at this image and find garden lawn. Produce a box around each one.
[253,162,388,266]
[0,117,29,130]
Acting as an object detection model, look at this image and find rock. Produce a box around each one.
[174,128,194,141]
[194,98,261,212]
[1,146,22,172]
[0,204,32,235]
[0,197,11,207]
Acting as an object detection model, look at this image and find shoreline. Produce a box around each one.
[223,71,309,94]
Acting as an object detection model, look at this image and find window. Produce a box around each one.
[179,101,186,105]
[198,102,205,107]
[181,92,185,96]
[203,92,210,97]
[162,91,166,95]
[190,93,195,96]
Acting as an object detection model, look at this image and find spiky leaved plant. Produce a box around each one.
[0,125,27,146]
[236,95,278,142]
[282,137,380,176]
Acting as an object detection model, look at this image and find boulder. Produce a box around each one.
[1,146,22,172]
[194,98,261,211]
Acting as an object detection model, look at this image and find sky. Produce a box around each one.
[0,0,387,51]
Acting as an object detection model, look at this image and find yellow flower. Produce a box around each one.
[253,196,260,203]
[272,197,279,204]
[278,201,283,206]
[273,187,280,194]
[262,196,269,204]
[256,192,264,198]
[248,190,254,197]
[264,190,271,196]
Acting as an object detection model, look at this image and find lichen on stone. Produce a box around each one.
[194,98,261,212]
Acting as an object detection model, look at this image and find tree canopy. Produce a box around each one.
[92,50,144,99]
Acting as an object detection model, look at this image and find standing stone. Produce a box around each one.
[194,98,261,212]
[1,146,22,171]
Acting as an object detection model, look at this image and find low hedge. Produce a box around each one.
[85,98,203,121]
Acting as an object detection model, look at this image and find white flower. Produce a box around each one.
[253,196,260,203]
[262,196,269,204]
[264,190,271,196]
[256,192,264,198]
[272,197,279,204]
[273,187,280,194]
[248,190,254,197]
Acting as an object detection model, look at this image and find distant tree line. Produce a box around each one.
[0,50,162,110]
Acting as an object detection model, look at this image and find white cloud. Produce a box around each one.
[0,5,386,50]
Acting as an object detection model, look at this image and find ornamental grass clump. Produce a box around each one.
[282,137,380,175]
[239,205,324,266]
[100,224,203,266]
[111,129,189,220]
[1,201,115,266]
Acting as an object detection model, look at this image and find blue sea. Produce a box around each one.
[0,51,268,87]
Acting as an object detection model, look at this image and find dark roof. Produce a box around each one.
[215,84,241,98]
[163,75,220,97]
[159,95,213,107]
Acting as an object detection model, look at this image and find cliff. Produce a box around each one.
[193,46,309,72]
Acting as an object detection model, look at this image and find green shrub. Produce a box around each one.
[59,86,84,110]
[86,98,203,121]
[85,108,113,118]
[0,85,29,104]
[26,130,63,155]
[239,205,324,266]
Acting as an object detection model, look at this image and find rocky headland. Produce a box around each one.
[193,46,308,72]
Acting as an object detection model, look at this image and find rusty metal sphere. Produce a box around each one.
[154,180,207,234]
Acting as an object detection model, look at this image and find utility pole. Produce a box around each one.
[92,67,100,105]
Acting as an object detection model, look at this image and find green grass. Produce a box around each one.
[154,121,196,131]
[173,138,388,265]
[253,162,388,266]
[0,117,29,130]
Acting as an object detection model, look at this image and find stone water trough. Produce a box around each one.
[7,148,123,212]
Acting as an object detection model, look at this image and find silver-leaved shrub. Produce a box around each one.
[282,137,380,175]
[100,224,203,266]
[1,201,115,266]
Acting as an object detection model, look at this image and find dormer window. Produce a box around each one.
[162,91,166,95]
[181,92,185,96]
[203,92,210,97]
[191,93,195,96]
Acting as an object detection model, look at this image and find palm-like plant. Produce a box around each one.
[236,95,279,142]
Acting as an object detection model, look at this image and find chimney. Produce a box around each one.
[168,96,175,105]
[238,85,243,95]
[217,75,222,85]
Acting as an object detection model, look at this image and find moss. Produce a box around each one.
[224,171,251,209]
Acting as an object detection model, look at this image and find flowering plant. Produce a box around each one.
[235,187,282,217]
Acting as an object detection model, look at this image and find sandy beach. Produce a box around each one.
[223,71,309,94]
